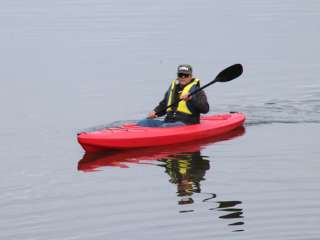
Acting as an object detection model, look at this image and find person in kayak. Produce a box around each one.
[139,64,209,127]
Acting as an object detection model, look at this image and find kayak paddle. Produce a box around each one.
[157,63,243,115]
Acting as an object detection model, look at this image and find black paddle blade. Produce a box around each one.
[215,64,243,82]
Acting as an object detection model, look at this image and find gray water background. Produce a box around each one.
[0,0,320,239]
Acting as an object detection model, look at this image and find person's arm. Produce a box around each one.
[153,91,169,117]
[190,90,210,114]
[147,90,169,118]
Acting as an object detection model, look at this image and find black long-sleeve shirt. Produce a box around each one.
[154,82,210,124]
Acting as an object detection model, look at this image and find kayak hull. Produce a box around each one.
[78,126,245,171]
[77,113,245,153]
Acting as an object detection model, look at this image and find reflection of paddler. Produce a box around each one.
[158,151,210,204]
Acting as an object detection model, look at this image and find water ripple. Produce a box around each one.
[221,95,320,126]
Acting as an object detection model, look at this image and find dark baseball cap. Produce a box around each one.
[177,64,192,75]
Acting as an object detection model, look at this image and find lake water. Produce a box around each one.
[1,1,320,239]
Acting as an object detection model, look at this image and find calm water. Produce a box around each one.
[1,1,320,239]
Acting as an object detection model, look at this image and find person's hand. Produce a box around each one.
[180,93,192,101]
[147,111,158,119]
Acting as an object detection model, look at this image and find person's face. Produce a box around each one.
[177,73,192,86]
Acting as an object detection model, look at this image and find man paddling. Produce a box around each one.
[139,64,209,127]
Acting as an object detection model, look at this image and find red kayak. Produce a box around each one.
[77,112,245,153]
[78,126,245,171]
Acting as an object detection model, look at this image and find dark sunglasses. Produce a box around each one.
[177,73,190,78]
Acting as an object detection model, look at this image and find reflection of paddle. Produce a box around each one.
[159,64,243,115]
[78,126,245,172]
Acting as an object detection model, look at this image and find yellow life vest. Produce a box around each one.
[167,79,200,115]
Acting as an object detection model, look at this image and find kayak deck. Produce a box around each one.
[77,113,245,153]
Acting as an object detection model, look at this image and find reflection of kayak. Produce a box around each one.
[77,113,245,153]
[78,126,245,172]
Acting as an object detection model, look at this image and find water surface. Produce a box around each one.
[0,1,320,239]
